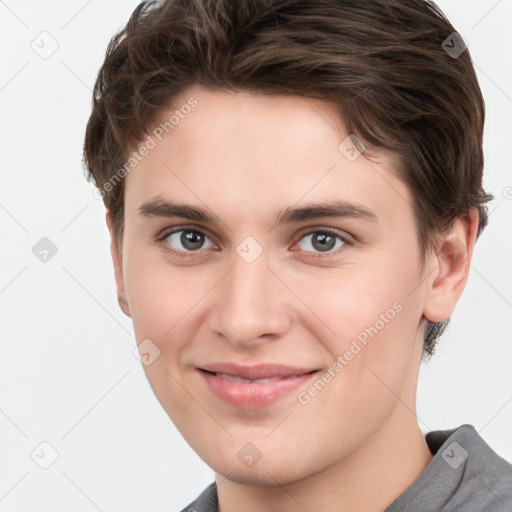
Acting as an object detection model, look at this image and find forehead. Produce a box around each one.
[123,85,412,228]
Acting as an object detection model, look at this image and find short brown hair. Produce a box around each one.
[83,0,493,357]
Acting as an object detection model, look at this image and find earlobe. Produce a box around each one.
[423,209,479,323]
[105,210,131,318]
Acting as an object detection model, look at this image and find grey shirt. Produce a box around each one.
[179,424,512,511]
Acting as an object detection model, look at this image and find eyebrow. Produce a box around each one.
[137,197,379,226]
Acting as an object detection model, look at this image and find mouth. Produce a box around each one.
[204,371,298,384]
[197,363,319,409]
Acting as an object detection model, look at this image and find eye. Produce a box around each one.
[157,226,351,258]
[295,229,348,255]
[158,228,215,256]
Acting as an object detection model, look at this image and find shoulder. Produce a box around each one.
[431,424,512,510]
[387,424,512,512]
[178,482,218,512]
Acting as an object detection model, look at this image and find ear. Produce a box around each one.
[422,208,480,323]
[106,210,131,318]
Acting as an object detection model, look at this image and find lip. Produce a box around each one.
[197,363,319,409]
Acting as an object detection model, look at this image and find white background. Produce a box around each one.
[1,0,511,510]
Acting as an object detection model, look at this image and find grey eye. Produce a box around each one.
[166,230,214,251]
[297,231,345,253]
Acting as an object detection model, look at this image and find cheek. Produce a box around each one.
[123,255,208,421]
[294,254,415,340]
[291,254,421,392]
[124,250,208,338]
[123,253,226,399]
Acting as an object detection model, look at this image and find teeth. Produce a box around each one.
[215,372,283,383]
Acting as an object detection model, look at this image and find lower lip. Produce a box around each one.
[198,369,317,409]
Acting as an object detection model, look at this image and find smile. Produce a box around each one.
[197,363,319,409]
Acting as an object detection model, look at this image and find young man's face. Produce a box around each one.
[108,85,441,484]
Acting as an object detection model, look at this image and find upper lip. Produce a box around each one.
[199,363,318,380]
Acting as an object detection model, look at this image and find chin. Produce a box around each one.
[203,450,313,486]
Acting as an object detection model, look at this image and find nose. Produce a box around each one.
[207,247,294,348]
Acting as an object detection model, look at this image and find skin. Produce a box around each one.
[106,84,479,512]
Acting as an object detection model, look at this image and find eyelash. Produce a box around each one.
[156,225,353,259]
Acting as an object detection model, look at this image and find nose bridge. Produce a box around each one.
[211,245,291,345]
